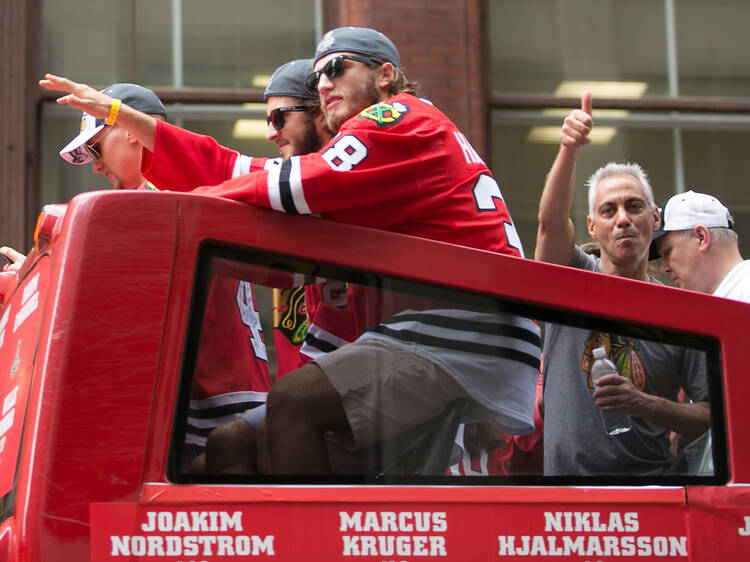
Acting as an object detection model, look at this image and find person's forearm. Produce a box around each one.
[635,395,710,439]
[115,103,157,152]
[534,145,578,264]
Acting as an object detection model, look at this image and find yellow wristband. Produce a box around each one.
[105,98,121,126]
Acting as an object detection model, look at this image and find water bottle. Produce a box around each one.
[591,347,632,436]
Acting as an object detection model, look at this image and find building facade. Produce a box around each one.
[3,0,749,258]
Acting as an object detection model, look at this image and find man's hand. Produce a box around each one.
[534,90,593,265]
[560,91,593,149]
[0,246,27,272]
[592,373,650,417]
[39,74,114,120]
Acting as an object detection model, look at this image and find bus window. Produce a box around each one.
[169,244,725,486]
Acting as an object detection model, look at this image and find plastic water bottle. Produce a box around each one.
[591,347,632,436]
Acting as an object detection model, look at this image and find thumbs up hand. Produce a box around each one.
[560,91,593,149]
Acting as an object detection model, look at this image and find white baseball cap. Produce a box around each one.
[650,190,733,259]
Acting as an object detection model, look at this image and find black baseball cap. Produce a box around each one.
[313,27,400,67]
[264,59,318,101]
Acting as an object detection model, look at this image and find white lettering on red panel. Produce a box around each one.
[339,511,448,556]
[0,305,10,350]
[107,511,274,557]
[497,511,687,557]
[13,272,40,333]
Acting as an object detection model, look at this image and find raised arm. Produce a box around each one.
[534,91,593,265]
[39,74,158,152]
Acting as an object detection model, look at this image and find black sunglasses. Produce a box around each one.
[83,125,114,161]
[265,105,310,131]
[305,55,380,93]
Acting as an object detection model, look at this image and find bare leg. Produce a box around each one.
[266,363,349,474]
[256,418,272,474]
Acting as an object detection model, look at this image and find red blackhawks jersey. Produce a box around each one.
[143,93,541,435]
[186,274,272,449]
[144,93,523,256]
[134,179,272,450]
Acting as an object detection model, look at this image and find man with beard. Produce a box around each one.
[535,91,710,476]
[42,28,541,476]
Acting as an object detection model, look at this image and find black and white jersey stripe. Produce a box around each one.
[185,390,267,447]
[231,153,256,177]
[267,156,310,215]
[364,310,541,370]
[358,309,542,434]
[301,324,351,360]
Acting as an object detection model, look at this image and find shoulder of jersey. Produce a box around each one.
[356,98,414,128]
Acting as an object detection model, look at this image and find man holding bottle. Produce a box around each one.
[534,91,710,476]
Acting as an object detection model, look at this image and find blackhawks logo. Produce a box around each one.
[273,287,308,345]
[358,101,409,127]
[582,332,647,390]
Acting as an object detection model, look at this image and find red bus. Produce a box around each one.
[0,189,746,561]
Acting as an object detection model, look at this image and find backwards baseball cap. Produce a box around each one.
[649,190,734,259]
[264,59,318,101]
[59,83,167,165]
[314,26,400,68]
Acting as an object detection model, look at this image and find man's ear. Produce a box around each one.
[695,225,711,251]
[377,62,396,91]
[126,129,139,145]
[652,206,661,231]
[586,215,597,239]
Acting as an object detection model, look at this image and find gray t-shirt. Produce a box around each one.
[542,247,709,475]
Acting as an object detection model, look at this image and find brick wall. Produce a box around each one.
[325,0,488,157]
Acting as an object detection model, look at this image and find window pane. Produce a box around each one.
[682,128,750,246]
[676,0,750,97]
[172,245,720,484]
[181,0,317,88]
[42,0,147,85]
[43,0,317,88]
[489,0,668,96]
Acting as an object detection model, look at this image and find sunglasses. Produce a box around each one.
[84,125,114,161]
[305,55,380,93]
[266,105,310,131]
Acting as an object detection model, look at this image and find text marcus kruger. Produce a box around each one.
[339,511,448,557]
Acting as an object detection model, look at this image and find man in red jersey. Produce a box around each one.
[1,84,167,271]
[37,81,273,469]
[42,28,541,475]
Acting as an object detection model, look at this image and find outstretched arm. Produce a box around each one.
[39,74,158,152]
[534,91,593,265]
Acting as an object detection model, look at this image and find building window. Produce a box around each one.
[488,0,750,254]
[41,0,319,203]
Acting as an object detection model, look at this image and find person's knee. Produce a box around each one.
[205,418,258,474]
[207,418,256,453]
[267,362,345,431]
[268,363,329,416]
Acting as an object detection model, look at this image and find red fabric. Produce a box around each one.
[192,276,271,399]
[145,94,522,257]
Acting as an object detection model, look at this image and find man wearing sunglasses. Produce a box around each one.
[1,84,166,272]
[42,28,540,476]
[58,83,168,190]
[52,82,276,472]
